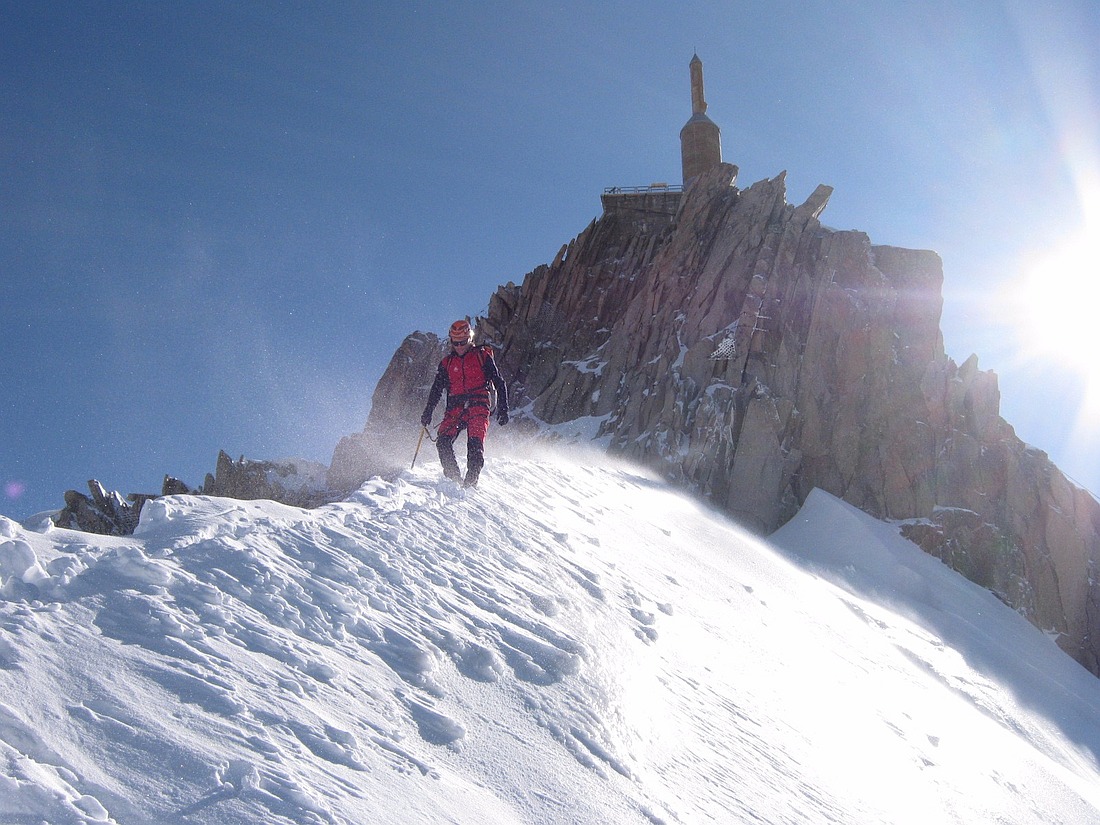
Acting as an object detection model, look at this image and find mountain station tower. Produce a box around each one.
[679,53,723,188]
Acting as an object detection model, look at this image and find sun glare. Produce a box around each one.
[1004,228,1100,454]
[1010,234,1100,377]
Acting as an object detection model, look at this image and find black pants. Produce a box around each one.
[436,433,484,486]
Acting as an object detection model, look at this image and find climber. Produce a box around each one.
[420,319,509,488]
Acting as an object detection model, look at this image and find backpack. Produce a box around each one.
[474,345,498,413]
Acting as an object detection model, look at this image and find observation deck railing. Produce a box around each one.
[602,183,683,195]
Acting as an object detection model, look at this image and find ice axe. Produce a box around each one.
[411,425,429,469]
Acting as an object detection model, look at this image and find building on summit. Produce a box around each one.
[679,53,723,188]
[601,54,724,227]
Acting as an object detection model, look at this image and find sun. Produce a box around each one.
[996,221,1100,490]
[1008,234,1100,388]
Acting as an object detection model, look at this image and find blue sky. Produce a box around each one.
[2,0,1098,518]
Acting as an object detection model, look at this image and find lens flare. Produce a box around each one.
[1005,229,1100,461]
[1011,235,1100,365]
[4,481,26,500]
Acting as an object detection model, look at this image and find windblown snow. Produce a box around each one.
[3,449,1100,823]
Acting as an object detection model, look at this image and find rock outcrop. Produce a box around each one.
[54,477,186,535]
[202,452,330,508]
[51,455,331,536]
[328,331,446,493]
[351,163,1100,676]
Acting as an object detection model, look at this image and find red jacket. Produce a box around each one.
[423,345,508,414]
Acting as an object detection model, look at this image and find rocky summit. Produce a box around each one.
[336,163,1100,677]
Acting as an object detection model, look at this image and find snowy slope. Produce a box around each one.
[3,448,1100,824]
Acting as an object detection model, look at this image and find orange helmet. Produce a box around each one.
[449,319,473,345]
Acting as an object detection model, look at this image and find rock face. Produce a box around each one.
[54,478,185,535]
[203,452,330,508]
[52,455,330,536]
[353,163,1100,676]
[328,331,447,493]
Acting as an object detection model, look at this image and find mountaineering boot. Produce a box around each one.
[437,435,462,481]
[464,437,484,488]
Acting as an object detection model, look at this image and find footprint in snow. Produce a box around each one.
[450,639,507,683]
[404,695,467,748]
[369,627,444,696]
[144,663,246,717]
[630,607,659,644]
[0,635,20,670]
[529,593,560,617]
[286,721,369,770]
[564,563,605,601]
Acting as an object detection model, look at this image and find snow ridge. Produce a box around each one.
[2,450,1100,823]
